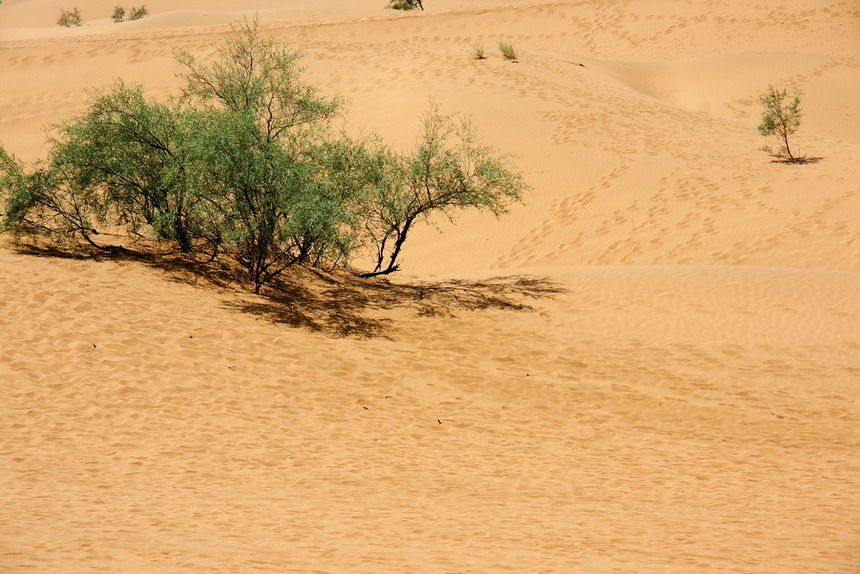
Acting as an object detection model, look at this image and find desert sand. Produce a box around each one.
[1,0,859,572]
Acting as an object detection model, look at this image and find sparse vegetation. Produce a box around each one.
[57,7,83,27]
[0,19,526,293]
[112,5,147,22]
[498,41,517,61]
[388,0,423,10]
[758,86,805,163]
[128,5,148,20]
[472,44,486,60]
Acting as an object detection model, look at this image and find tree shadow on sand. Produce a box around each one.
[12,240,566,339]
[226,270,565,338]
[768,155,823,165]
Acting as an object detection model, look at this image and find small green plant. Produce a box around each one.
[472,44,486,60]
[112,6,125,22]
[757,86,804,162]
[57,7,83,27]
[128,5,148,20]
[388,0,423,10]
[498,42,517,61]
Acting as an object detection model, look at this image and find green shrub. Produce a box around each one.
[499,42,517,61]
[2,19,526,292]
[360,105,527,278]
[128,5,148,20]
[758,86,804,162]
[57,7,82,27]
[112,6,125,22]
[472,44,486,60]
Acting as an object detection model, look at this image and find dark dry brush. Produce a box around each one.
[388,0,424,10]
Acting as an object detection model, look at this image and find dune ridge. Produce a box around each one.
[1,0,858,572]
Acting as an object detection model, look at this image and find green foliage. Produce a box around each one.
[498,42,517,61]
[128,5,147,20]
[0,145,102,247]
[388,0,423,10]
[57,7,82,27]
[2,18,526,293]
[112,6,125,22]
[758,86,803,162]
[175,19,346,291]
[360,105,527,278]
[472,44,486,60]
[51,81,195,250]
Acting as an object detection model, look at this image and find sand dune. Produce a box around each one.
[1,0,859,572]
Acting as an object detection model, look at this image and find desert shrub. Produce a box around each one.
[112,6,125,22]
[360,105,527,277]
[2,19,526,292]
[472,44,486,60]
[388,0,423,10]
[174,20,354,291]
[51,82,198,251]
[57,7,82,27]
[0,145,104,248]
[498,42,517,61]
[758,86,804,162]
[128,5,148,20]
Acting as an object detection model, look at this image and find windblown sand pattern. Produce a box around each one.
[1,0,858,572]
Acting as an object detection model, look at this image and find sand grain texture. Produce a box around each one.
[1,0,859,572]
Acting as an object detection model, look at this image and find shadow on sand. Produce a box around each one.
[13,241,565,339]
[768,156,823,165]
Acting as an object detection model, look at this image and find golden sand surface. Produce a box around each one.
[1,0,858,571]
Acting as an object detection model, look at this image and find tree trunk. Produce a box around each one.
[360,217,414,278]
[175,215,192,252]
[782,130,795,162]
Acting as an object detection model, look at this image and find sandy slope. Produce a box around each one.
[1,0,859,572]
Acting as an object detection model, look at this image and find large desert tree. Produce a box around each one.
[174,19,375,292]
[1,19,528,293]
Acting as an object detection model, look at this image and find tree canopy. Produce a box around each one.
[0,19,526,293]
[758,86,803,162]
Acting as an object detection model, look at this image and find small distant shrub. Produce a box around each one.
[758,86,805,163]
[128,5,148,20]
[498,42,517,61]
[112,6,125,22]
[472,44,486,60]
[388,0,423,10]
[57,7,83,27]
